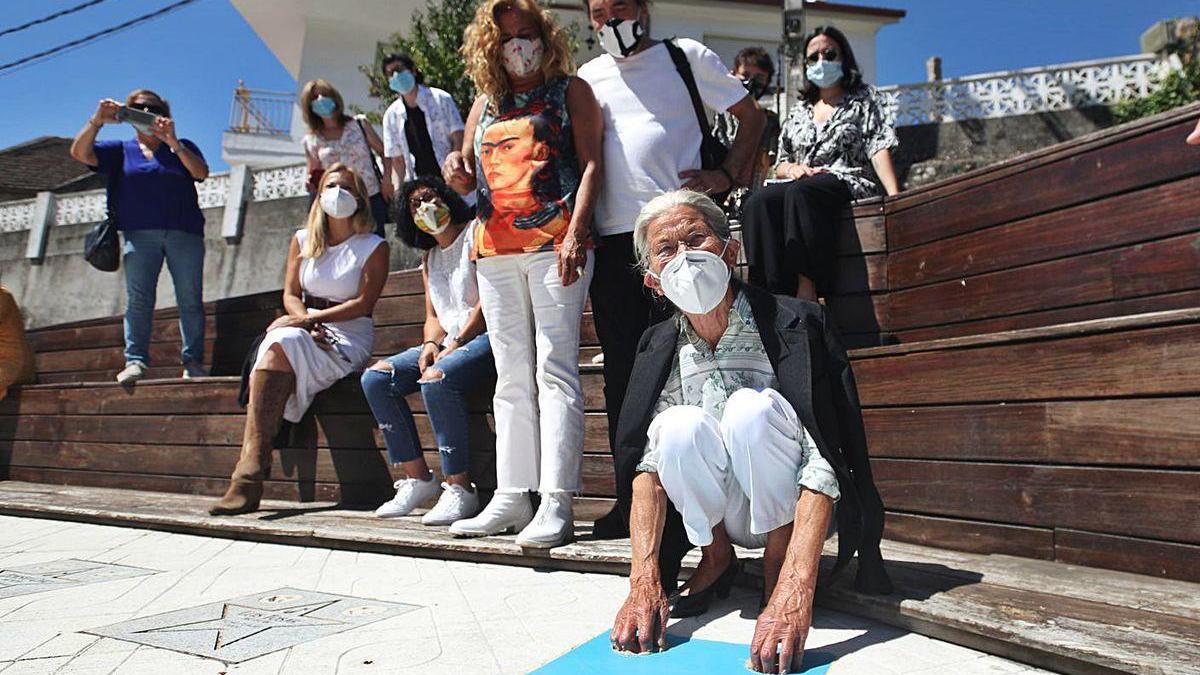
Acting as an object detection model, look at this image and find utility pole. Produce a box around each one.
[781,0,807,114]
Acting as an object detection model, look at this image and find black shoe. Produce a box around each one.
[591,507,629,540]
[669,554,739,618]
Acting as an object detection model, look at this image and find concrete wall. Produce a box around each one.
[894,106,1117,189]
[0,198,422,330]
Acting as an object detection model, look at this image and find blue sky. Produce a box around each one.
[0,0,1195,172]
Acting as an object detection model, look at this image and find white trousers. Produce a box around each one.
[476,250,593,494]
[649,388,813,549]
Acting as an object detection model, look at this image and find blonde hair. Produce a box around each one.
[302,163,375,259]
[462,0,575,109]
[299,79,348,133]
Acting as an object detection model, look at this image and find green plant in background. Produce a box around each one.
[1113,60,1200,123]
[357,0,481,123]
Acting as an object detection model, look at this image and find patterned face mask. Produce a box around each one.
[501,37,544,79]
[414,200,451,235]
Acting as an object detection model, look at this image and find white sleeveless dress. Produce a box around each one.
[255,229,386,422]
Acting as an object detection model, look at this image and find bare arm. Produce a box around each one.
[557,78,603,287]
[282,236,308,320]
[71,99,120,166]
[611,472,671,654]
[442,96,486,195]
[871,148,900,196]
[750,489,834,673]
[361,120,394,199]
[305,243,391,324]
[725,94,767,186]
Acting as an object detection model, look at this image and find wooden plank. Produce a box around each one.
[885,233,1200,331]
[862,398,1200,467]
[1,441,618,497]
[889,122,1200,251]
[381,269,425,297]
[824,292,888,336]
[891,288,1200,343]
[1054,529,1200,583]
[871,459,1200,544]
[888,174,1200,290]
[830,253,888,294]
[883,512,1054,560]
[853,322,1200,405]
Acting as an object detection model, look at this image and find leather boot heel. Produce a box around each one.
[209,479,263,516]
[209,369,293,517]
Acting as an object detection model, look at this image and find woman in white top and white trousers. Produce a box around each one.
[211,163,389,516]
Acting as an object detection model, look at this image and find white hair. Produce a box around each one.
[632,189,731,272]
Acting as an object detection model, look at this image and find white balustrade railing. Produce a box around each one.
[877,53,1180,127]
[0,199,36,234]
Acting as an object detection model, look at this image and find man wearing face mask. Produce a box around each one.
[715,47,782,216]
[381,54,472,204]
[608,190,891,672]
[578,0,766,540]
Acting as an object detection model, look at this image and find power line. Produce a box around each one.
[0,0,112,39]
[0,0,200,77]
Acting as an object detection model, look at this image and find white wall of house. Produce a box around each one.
[226,0,900,166]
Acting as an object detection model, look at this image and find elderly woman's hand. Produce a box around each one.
[610,577,670,654]
[750,577,815,673]
[557,232,588,287]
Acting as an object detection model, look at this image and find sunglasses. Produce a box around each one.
[131,103,168,117]
[805,48,840,64]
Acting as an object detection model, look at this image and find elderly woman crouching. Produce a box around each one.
[609,190,891,673]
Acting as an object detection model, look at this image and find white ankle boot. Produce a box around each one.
[448,491,533,537]
[515,492,574,549]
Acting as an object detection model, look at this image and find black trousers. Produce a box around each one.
[588,232,671,533]
[741,173,852,297]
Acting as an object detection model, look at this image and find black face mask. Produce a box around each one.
[741,77,768,100]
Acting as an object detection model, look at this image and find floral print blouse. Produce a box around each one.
[776,84,898,200]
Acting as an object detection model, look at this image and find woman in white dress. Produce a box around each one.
[211,163,390,515]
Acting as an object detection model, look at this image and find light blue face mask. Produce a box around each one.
[389,70,416,95]
[806,60,843,89]
[310,96,336,118]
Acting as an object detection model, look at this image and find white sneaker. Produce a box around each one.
[374,476,440,518]
[421,483,480,526]
[116,361,148,384]
[515,492,575,549]
[182,363,208,379]
[591,352,605,365]
[447,492,533,537]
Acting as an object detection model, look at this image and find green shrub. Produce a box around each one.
[1113,60,1200,123]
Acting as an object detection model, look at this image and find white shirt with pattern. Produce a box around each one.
[639,291,840,501]
[382,85,465,178]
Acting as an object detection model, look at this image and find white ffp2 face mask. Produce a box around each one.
[652,242,732,315]
[319,186,358,219]
[598,17,645,58]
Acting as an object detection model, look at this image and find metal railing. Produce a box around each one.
[227,81,295,137]
[876,54,1181,127]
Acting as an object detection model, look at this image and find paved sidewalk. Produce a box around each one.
[0,516,1046,674]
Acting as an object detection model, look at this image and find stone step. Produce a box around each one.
[0,481,1196,675]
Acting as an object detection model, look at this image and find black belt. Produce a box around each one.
[303,293,372,318]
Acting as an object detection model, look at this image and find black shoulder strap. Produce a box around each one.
[355,117,384,183]
[663,38,714,141]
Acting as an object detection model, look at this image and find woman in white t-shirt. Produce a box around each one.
[301,79,394,236]
[360,177,494,527]
[211,164,389,516]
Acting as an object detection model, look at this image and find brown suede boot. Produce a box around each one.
[209,369,294,516]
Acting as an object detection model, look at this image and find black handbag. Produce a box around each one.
[84,152,122,272]
[664,38,731,204]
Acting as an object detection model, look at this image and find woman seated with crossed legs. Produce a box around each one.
[211,164,389,516]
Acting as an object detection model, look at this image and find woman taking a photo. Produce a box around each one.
[70,89,209,384]
[741,26,900,301]
[441,0,603,548]
[362,176,493,526]
[210,164,389,516]
[301,79,394,236]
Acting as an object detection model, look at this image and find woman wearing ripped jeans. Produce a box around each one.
[361,177,495,526]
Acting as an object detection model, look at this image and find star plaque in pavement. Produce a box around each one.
[86,587,420,663]
[0,558,158,599]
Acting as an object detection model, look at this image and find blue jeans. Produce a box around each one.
[360,334,495,476]
[122,229,205,366]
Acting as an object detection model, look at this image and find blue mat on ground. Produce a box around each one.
[533,632,835,674]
